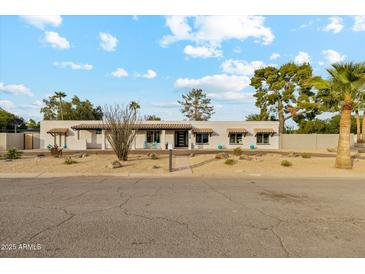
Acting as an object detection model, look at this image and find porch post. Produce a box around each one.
[161,130,166,150]
[188,130,192,150]
[77,130,80,140]
[101,130,106,150]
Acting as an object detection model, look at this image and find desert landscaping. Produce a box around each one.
[188,152,365,178]
[1,151,364,178]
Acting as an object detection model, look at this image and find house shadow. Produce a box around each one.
[173,157,218,172]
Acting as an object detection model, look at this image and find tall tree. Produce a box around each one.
[54,91,66,120]
[355,110,361,143]
[363,111,365,143]
[71,96,103,120]
[178,89,215,121]
[245,111,276,121]
[129,101,140,112]
[250,63,320,133]
[144,114,161,121]
[296,115,357,134]
[27,119,40,129]
[41,94,103,120]
[313,62,365,169]
[0,108,26,132]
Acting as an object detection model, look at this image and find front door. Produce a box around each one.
[175,131,188,148]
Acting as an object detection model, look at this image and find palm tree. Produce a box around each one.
[129,101,140,112]
[54,91,66,120]
[313,62,365,169]
[355,110,361,143]
[363,111,365,143]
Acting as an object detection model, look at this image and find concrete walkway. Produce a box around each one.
[174,156,192,174]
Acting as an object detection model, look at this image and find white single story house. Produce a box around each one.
[40,120,280,150]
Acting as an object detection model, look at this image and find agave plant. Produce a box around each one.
[5,148,23,160]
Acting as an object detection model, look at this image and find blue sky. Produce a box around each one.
[0,15,364,121]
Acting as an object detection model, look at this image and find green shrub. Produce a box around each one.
[281,160,292,167]
[224,159,236,165]
[64,156,77,165]
[233,147,243,156]
[5,148,23,159]
[302,153,311,159]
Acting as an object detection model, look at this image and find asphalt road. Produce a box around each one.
[0,176,365,258]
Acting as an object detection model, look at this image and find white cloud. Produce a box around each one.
[0,82,33,96]
[142,69,157,79]
[161,16,191,46]
[175,74,250,92]
[294,51,311,64]
[135,69,157,79]
[221,59,265,76]
[161,16,274,48]
[207,91,254,102]
[353,16,365,31]
[53,61,93,70]
[322,49,346,64]
[323,16,344,33]
[0,100,15,110]
[21,15,62,29]
[270,53,280,60]
[111,68,128,78]
[99,32,118,52]
[184,45,222,58]
[42,31,70,49]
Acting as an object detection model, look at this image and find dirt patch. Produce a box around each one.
[0,154,171,175]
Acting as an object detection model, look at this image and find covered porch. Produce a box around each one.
[46,128,68,148]
[70,123,194,150]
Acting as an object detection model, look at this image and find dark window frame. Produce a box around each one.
[146,130,161,143]
[229,133,243,145]
[195,133,209,144]
[256,133,270,145]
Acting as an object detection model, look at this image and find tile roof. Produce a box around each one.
[192,128,214,134]
[254,128,276,134]
[47,128,68,134]
[226,128,248,134]
[71,123,192,130]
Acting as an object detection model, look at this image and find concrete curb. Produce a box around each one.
[1,172,364,180]
[17,148,341,158]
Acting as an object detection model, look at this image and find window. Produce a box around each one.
[95,129,102,134]
[229,133,243,144]
[256,133,270,145]
[195,133,209,144]
[146,131,160,143]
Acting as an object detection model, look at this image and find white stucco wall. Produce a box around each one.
[189,121,279,150]
[40,120,280,150]
[280,133,355,150]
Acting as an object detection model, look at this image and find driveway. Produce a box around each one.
[0,176,364,257]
